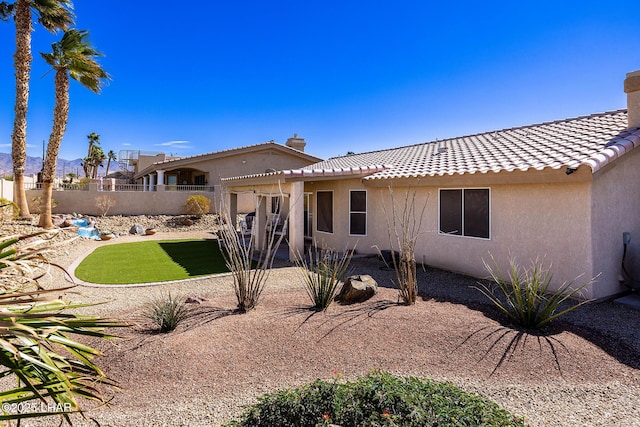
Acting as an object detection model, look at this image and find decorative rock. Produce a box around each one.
[145,228,157,235]
[182,218,194,226]
[129,224,145,235]
[186,295,208,304]
[335,274,378,304]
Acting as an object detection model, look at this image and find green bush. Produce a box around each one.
[476,254,593,330]
[144,293,191,332]
[185,195,211,217]
[224,371,525,426]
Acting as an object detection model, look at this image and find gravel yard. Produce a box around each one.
[4,215,640,426]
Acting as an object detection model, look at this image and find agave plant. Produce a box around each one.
[294,245,353,311]
[0,230,123,424]
[476,254,594,330]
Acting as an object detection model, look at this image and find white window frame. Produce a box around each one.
[438,187,491,240]
[316,190,334,234]
[349,189,367,236]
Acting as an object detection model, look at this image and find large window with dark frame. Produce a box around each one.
[439,188,490,239]
[316,191,333,233]
[349,190,367,235]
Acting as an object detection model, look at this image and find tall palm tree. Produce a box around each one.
[105,149,117,176]
[82,131,99,177]
[38,29,109,229]
[2,0,74,219]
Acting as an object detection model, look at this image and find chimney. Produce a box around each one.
[285,133,306,152]
[624,70,640,129]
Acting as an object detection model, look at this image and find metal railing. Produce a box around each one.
[24,182,89,191]
[100,183,145,192]
[168,185,214,192]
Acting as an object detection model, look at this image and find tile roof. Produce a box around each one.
[301,110,640,180]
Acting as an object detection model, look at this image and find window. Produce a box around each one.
[439,188,490,239]
[271,196,282,214]
[316,191,333,233]
[349,190,367,235]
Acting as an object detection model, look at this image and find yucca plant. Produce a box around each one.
[0,230,124,424]
[476,254,594,330]
[294,245,353,311]
[144,293,191,333]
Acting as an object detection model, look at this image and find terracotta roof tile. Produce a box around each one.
[302,110,640,179]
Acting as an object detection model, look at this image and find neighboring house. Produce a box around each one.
[133,135,322,212]
[222,70,640,300]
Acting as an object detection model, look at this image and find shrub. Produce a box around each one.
[294,245,353,311]
[0,197,19,222]
[144,292,191,332]
[476,254,594,330]
[31,195,58,214]
[217,196,284,312]
[185,195,211,217]
[95,194,117,216]
[224,371,525,426]
[377,187,427,305]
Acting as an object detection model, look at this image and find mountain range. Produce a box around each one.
[0,153,84,178]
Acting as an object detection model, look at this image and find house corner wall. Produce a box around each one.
[591,147,640,299]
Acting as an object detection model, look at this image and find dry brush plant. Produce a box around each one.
[217,197,285,312]
[294,244,354,311]
[95,194,116,217]
[377,186,428,305]
[476,254,594,330]
[185,195,211,218]
[0,231,124,424]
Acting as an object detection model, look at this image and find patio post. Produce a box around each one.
[288,181,304,261]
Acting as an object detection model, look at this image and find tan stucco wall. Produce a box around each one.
[25,186,214,216]
[302,171,596,297]
[590,147,640,299]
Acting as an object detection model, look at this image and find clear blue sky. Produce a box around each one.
[1,1,639,163]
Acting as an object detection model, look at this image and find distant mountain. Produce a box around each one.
[0,152,84,178]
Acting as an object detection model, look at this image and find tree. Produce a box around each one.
[38,29,109,229]
[82,131,100,177]
[2,0,74,219]
[105,149,117,176]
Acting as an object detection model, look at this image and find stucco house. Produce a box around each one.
[133,135,322,212]
[222,70,640,300]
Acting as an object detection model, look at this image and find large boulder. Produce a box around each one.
[129,224,145,235]
[335,274,378,304]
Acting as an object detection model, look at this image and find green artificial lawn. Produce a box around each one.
[75,239,229,284]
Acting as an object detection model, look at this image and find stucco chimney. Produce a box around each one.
[285,133,306,152]
[624,70,640,129]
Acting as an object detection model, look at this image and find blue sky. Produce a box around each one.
[1,1,639,164]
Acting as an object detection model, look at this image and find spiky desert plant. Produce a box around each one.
[476,254,594,330]
[378,186,428,305]
[0,230,124,424]
[144,293,191,333]
[217,197,285,312]
[294,245,353,311]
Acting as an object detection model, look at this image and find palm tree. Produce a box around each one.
[91,145,106,179]
[38,29,109,229]
[105,149,117,176]
[82,131,99,177]
[2,0,74,219]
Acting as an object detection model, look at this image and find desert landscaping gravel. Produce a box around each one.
[5,214,640,426]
